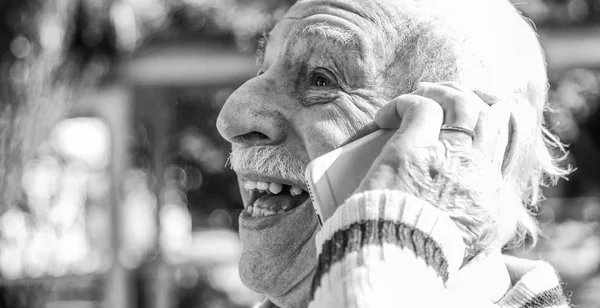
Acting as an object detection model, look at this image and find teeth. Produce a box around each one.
[290,186,303,196]
[247,206,253,215]
[263,208,277,217]
[244,181,256,190]
[269,182,283,194]
[243,179,305,200]
[257,208,266,217]
[256,181,269,190]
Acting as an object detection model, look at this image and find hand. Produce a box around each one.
[356,82,511,255]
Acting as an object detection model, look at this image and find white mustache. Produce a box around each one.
[228,144,307,184]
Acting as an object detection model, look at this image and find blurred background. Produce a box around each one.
[0,0,598,307]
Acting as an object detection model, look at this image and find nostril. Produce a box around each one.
[234,131,270,144]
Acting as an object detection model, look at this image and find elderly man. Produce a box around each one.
[217,0,570,307]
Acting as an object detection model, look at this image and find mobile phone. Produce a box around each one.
[305,129,396,225]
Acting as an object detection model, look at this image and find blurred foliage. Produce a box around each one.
[0,0,298,215]
[547,69,600,196]
[516,0,600,27]
[165,87,243,230]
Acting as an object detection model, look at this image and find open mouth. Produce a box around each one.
[242,180,310,218]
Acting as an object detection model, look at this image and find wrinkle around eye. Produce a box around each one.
[314,96,374,139]
[300,90,340,106]
[321,91,381,126]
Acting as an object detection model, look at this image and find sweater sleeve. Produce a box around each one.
[308,189,473,308]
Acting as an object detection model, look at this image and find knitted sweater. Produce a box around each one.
[256,189,569,308]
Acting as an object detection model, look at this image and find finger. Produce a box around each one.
[414,83,482,147]
[374,98,403,129]
[429,82,501,107]
[427,81,508,164]
[473,102,511,169]
[374,94,443,146]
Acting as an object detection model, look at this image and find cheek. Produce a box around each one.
[294,105,370,160]
[302,119,347,159]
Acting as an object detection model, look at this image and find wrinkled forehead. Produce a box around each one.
[279,0,408,43]
[286,0,378,24]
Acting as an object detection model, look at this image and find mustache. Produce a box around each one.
[228,144,308,184]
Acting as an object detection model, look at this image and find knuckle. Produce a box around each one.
[415,82,432,92]
[445,94,481,122]
[445,81,463,90]
[400,94,443,118]
[445,92,470,107]
[392,93,419,108]
[417,97,443,114]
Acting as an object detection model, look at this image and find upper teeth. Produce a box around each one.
[290,186,303,196]
[269,182,282,194]
[243,181,256,190]
[257,181,269,190]
[243,180,304,196]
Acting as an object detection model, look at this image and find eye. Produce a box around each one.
[309,72,335,87]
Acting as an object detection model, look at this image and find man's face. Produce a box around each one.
[217,0,406,304]
[219,0,404,222]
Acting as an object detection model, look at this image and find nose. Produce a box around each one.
[217,76,287,146]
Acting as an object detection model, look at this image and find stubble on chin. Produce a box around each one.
[238,198,320,307]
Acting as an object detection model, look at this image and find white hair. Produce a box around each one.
[229,144,307,185]
[392,0,570,250]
